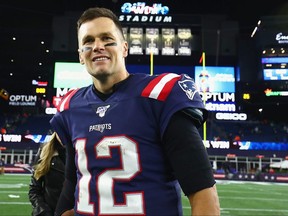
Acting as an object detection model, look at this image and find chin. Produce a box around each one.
[91,71,110,81]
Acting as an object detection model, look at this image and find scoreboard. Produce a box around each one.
[261,57,288,81]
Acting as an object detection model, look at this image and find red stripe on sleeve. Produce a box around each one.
[57,89,79,112]
[157,76,179,101]
[141,73,168,97]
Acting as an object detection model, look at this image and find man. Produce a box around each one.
[51,7,220,216]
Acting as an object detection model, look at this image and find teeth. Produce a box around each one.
[95,57,108,61]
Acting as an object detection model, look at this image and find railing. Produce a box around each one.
[1,150,287,183]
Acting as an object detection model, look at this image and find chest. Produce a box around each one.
[67,98,160,146]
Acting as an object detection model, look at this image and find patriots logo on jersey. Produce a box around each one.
[178,75,198,100]
[96,105,110,117]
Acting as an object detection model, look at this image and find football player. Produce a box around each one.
[51,7,220,216]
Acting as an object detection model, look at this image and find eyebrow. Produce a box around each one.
[81,35,94,45]
[82,32,114,42]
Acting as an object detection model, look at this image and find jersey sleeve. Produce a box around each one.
[142,73,207,138]
[163,109,215,196]
[50,88,80,147]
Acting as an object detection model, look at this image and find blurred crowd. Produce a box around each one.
[1,112,288,142]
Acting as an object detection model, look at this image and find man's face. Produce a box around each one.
[78,17,128,80]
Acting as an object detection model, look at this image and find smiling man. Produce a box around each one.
[51,7,220,216]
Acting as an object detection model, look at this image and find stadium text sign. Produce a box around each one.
[8,95,37,106]
[275,32,288,44]
[0,134,22,142]
[200,92,235,112]
[119,2,172,23]
[121,2,169,15]
[216,112,247,121]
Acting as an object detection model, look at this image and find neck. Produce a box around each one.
[93,71,129,94]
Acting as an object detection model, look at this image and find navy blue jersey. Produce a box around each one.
[50,73,206,216]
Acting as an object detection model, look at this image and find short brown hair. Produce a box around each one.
[77,7,125,39]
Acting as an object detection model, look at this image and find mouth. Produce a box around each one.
[92,56,110,62]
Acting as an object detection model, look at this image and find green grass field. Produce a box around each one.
[1,174,288,216]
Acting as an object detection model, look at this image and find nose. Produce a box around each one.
[92,38,105,51]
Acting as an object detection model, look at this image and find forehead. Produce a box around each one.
[78,17,118,38]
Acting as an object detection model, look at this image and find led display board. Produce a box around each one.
[194,66,236,112]
[261,57,288,81]
[53,62,92,88]
[194,66,235,93]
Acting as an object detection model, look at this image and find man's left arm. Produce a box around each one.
[189,184,220,215]
[163,108,220,215]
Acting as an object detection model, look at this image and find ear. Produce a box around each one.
[78,51,85,65]
[123,41,128,58]
[79,57,84,65]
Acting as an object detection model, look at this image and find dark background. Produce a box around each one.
[1,0,288,121]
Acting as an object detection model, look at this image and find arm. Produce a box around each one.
[163,108,220,215]
[60,209,74,216]
[189,184,220,216]
[55,179,76,216]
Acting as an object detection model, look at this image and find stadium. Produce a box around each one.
[1,0,288,215]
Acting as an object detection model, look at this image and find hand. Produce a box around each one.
[61,209,74,216]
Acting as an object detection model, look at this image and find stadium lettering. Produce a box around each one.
[210,141,230,149]
[9,95,37,102]
[119,15,172,23]
[56,88,76,97]
[45,107,57,115]
[216,112,247,121]
[121,2,169,15]
[200,92,235,102]
[203,140,230,149]
[205,103,235,112]
[276,32,288,40]
[1,134,22,142]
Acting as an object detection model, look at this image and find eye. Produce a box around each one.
[83,37,95,45]
[102,36,113,41]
